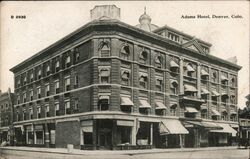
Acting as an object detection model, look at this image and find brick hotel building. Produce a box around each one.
[10,5,241,149]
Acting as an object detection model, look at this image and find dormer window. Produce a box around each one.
[120,44,130,60]
[99,41,110,57]
[139,50,148,63]
[155,54,163,68]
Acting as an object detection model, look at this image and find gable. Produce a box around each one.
[182,39,206,55]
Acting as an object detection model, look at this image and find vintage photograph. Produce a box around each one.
[0,1,249,159]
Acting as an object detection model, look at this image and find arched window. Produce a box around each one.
[120,44,130,60]
[212,71,217,83]
[139,73,148,89]
[170,104,177,116]
[139,50,148,63]
[121,69,130,85]
[155,55,163,68]
[170,80,178,95]
[98,41,110,57]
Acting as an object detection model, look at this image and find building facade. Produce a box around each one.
[10,5,241,150]
[0,88,14,144]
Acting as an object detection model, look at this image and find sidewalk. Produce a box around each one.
[0,146,238,156]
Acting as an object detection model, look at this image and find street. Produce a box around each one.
[0,147,249,159]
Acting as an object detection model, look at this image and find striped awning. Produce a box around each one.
[120,96,134,106]
[210,123,237,137]
[160,120,189,135]
[155,101,167,110]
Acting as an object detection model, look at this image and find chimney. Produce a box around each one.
[90,5,120,21]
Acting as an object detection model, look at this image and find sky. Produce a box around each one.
[0,1,249,108]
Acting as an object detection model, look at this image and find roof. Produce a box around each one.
[10,19,242,73]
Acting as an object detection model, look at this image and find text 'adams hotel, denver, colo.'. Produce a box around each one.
[9,5,241,150]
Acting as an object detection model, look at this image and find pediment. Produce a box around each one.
[182,39,206,55]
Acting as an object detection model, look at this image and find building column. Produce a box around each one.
[131,119,137,145]
[150,123,153,146]
[44,123,50,148]
[180,134,184,148]
[112,120,117,150]
[92,120,97,150]
[179,58,184,95]
[197,63,201,99]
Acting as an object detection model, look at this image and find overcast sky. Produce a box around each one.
[0,1,249,108]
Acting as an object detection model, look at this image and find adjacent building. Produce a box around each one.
[10,5,241,150]
[0,88,14,144]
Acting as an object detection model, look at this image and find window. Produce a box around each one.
[99,67,110,83]
[29,107,33,119]
[99,41,110,57]
[37,87,41,99]
[23,76,27,85]
[139,50,148,63]
[221,73,228,85]
[46,64,50,76]
[170,60,179,73]
[221,95,229,103]
[74,98,79,112]
[170,81,178,94]
[74,74,79,88]
[74,48,80,63]
[98,95,109,111]
[55,102,59,116]
[121,69,130,86]
[65,55,71,68]
[37,69,42,80]
[16,110,20,121]
[23,109,26,120]
[45,84,50,96]
[230,77,235,87]
[230,95,236,104]
[170,104,177,116]
[120,44,130,60]
[211,96,218,105]
[155,77,163,91]
[211,71,217,83]
[37,106,41,118]
[35,130,44,145]
[201,110,207,119]
[55,59,60,72]
[30,90,33,101]
[23,92,27,103]
[17,95,20,104]
[155,55,162,68]
[17,78,21,87]
[45,105,49,117]
[54,80,60,94]
[185,63,195,77]
[64,76,70,91]
[139,73,148,89]
[221,111,228,121]
[30,72,34,82]
[65,100,70,114]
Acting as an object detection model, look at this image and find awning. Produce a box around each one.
[184,84,197,92]
[99,95,110,100]
[211,109,221,116]
[120,96,134,106]
[201,105,208,110]
[185,107,198,113]
[201,69,209,76]
[221,93,229,97]
[230,124,239,128]
[201,88,210,94]
[186,65,195,72]
[210,123,237,137]
[184,121,222,130]
[212,91,220,97]
[160,120,189,135]
[155,101,167,110]
[170,60,179,68]
[221,75,228,81]
[230,111,237,115]
[139,99,151,108]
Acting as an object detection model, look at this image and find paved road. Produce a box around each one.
[0,148,249,159]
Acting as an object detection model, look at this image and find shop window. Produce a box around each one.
[139,50,148,63]
[121,69,130,86]
[170,81,178,95]
[117,127,131,144]
[45,84,50,96]
[37,106,41,118]
[29,107,33,119]
[99,41,110,57]
[139,74,148,89]
[23,92,27,103]
[98,95,109,111]
[54,80,60,94]
[45,105,50,117]
[99,67,110,84]
[155,55,163,68]
[120,44,130,60]
[65,100,71,114]
[170,104,177,116]
[55,102,59,116]
[155,77,163,91]
[27,131,34,144]
[64,76,71,91]
[35,130,44,145]
[37,87,41,99]
[30,90,34,101]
